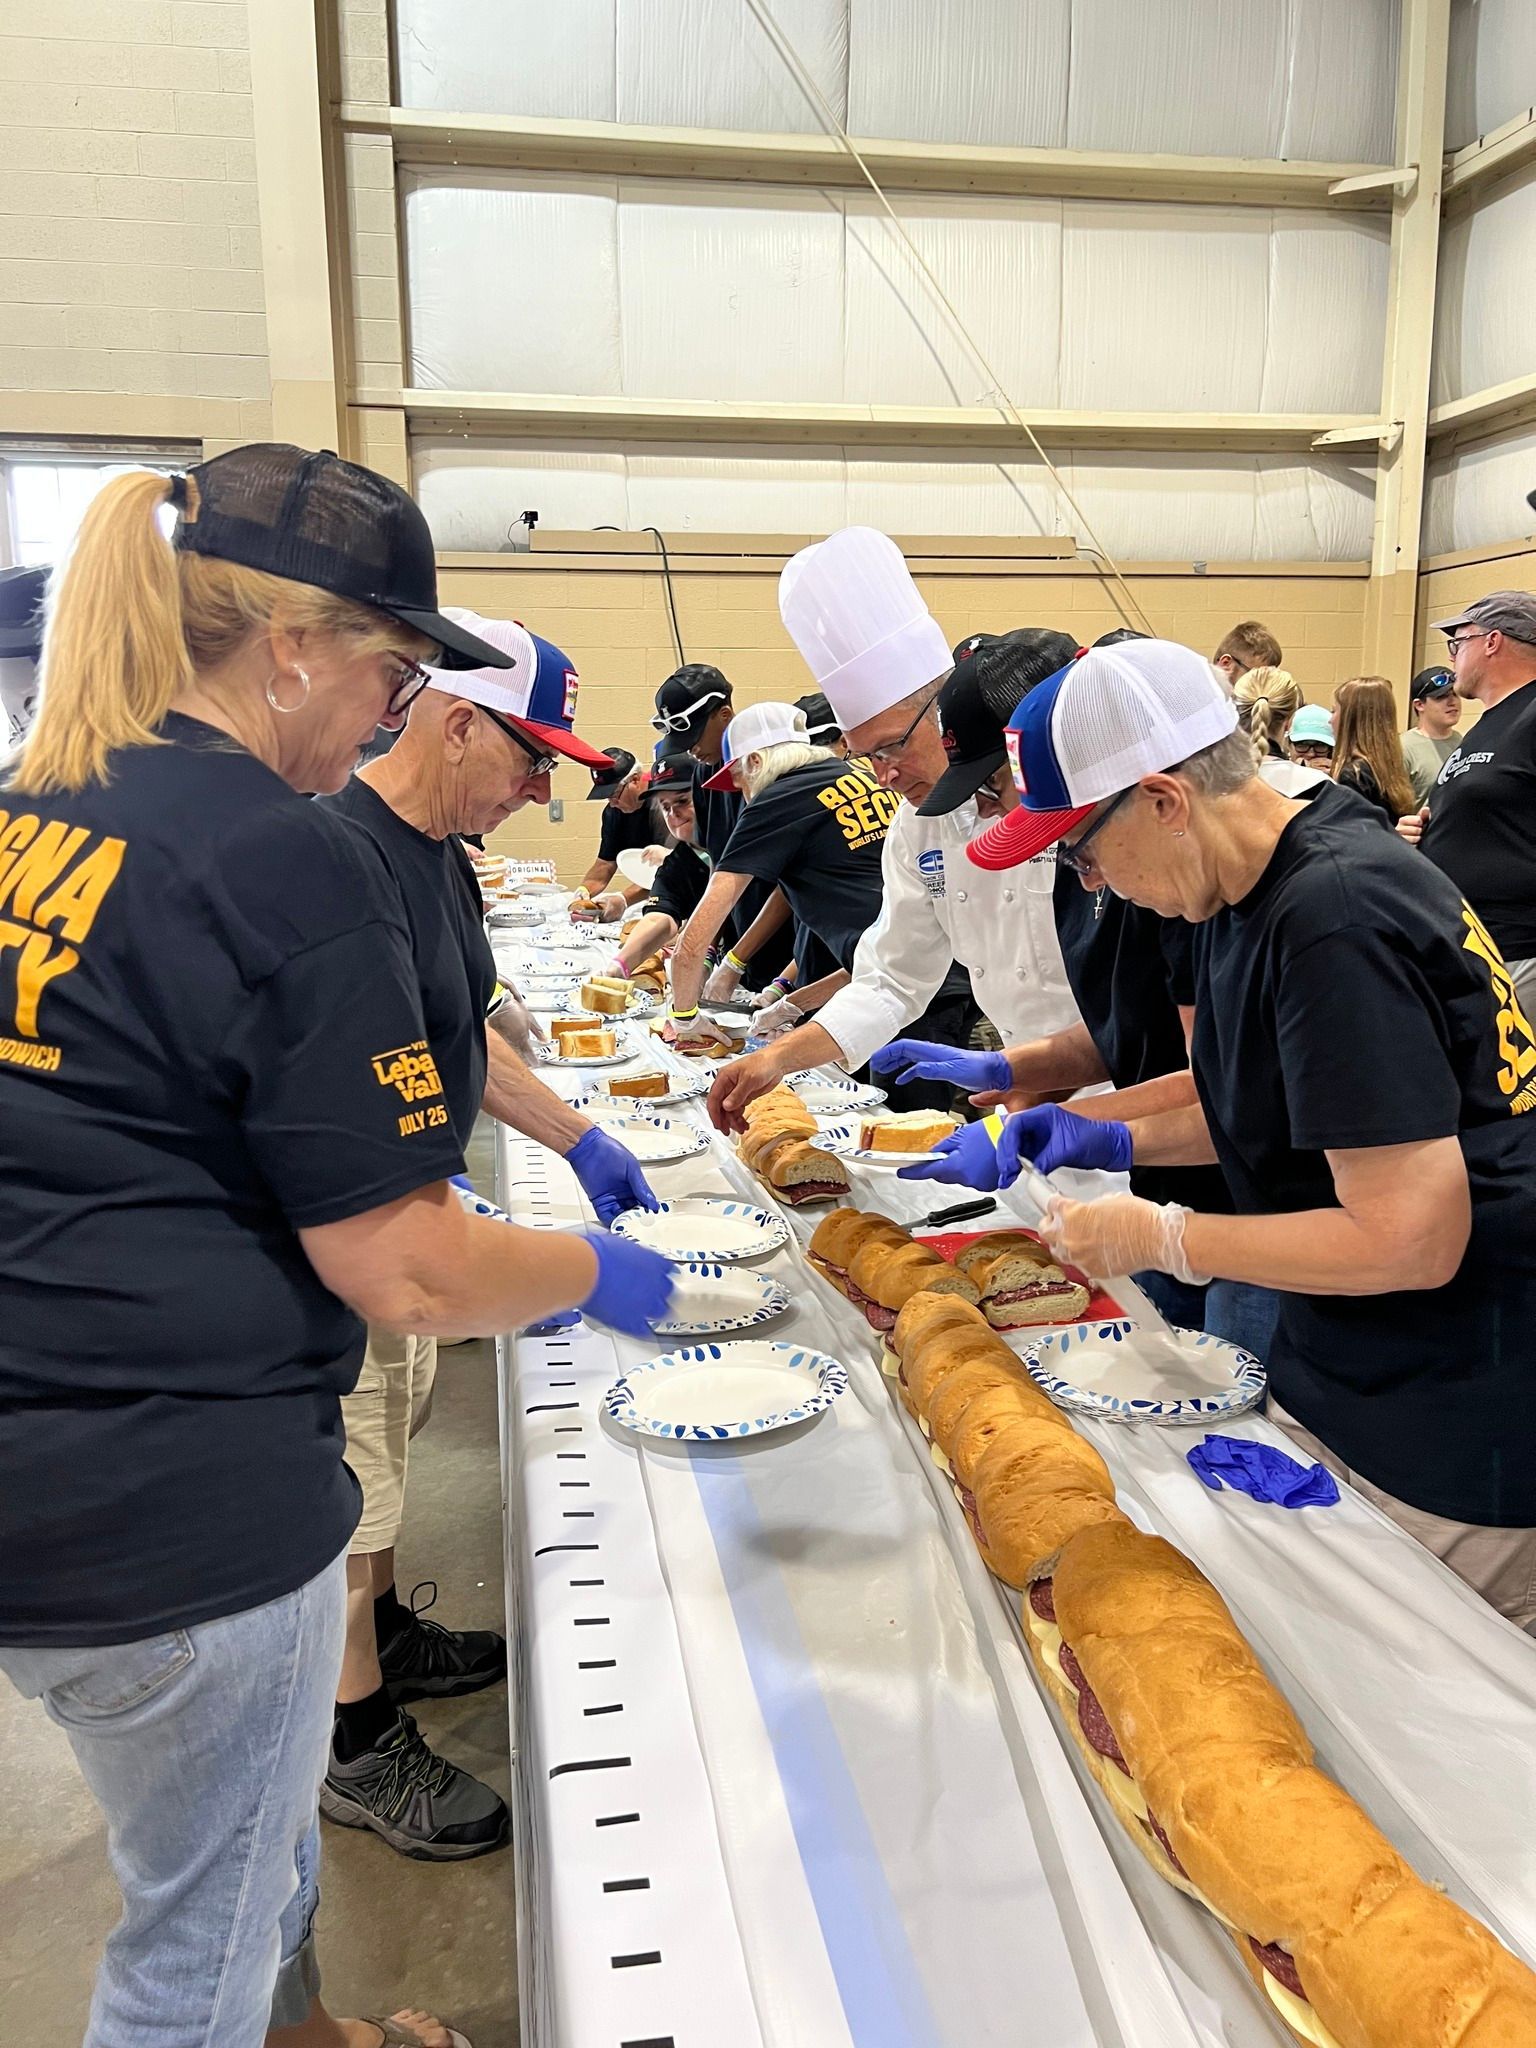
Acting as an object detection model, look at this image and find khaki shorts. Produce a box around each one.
[1268,1397,1536,1633]
[341,1329,438,1555]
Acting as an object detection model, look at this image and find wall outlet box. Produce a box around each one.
[548,797,564,822]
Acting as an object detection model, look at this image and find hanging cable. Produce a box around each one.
[739,0,1158,637]
[594,522,687,665]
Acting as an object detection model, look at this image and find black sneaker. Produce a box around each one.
[378,1581,507,1705]
[320,1709,508,1861]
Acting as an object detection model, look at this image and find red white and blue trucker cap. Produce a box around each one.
[425,608,610,768]
[702,700,810,791]
[967,639,1238,871]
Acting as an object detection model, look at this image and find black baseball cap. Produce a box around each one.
[1410,666,1454,703]
[0,564,47,660]
[172,444,509,671]
[795,690,842,743]
[919,626,1081,816]
[587,744,640,800]
[648,750,697,796]
[652,663,731,741]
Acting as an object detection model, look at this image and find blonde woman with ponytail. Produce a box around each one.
[1230,665,1328,796]
[0,446,674,2048]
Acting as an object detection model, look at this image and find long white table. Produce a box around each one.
[490,949,1536,2048]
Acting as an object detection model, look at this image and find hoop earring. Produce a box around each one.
[266,666,311,715]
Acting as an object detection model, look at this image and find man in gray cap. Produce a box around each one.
[1410,591,1536,1011]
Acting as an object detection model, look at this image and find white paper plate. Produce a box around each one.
[547,1044,637,1070]
[599,1113,709,1163]
[604,1339,847,1441]
[616,845,669,890]
[530,948,609,975]
[1020,1320,1267,1426]
[787,1074,888,1113]
[811,1115,861,1156]
[648,1264,791,1338]
[848,1146,943,1168]
[611,1198,788,1262]
[486,905,541,928]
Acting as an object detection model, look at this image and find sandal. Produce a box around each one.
[362,2018,473,2048]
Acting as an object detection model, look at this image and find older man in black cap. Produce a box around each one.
[1405,591,1536,1013]
[572,745,666,921]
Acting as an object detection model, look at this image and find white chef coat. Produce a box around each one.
[814,797,1081,1070]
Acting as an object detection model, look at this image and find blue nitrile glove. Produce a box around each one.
[870,1037,1013,1093]
[996,1103,1133,1185]
[565,1126,661,1229]
[1187,1435,1341,1509]
[577,1229,679,1336]
[896,1117,1002,1188]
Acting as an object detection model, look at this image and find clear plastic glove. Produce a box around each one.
[577,1229,679,1336]
[604,954,632,980]
[593,890,629,923]
[568,891,599,923]
[996,1104,1132,1184]
[703,960,743,1003]
[896,1118,1001,1189]
[1039,1192,1210,1285]
[489,986,547,1062]
[871,1037,1011,1092]
[565,1126,661,1229]
[746,993,802,1042]
[662,1010,733,1050]
[747,978,791,1011]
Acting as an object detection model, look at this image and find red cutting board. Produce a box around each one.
[918,1227,1123,1322]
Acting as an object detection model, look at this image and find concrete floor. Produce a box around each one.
[0,1122,519,2045]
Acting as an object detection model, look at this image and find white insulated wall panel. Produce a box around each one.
[614,0,848,131]
[845,0,1071,147]
[1447,0,1536,152]
[405,175,1388,422]
[394,0,618,120]
[1424,427,1536,557]
[413,436,1377,561]
[401,172,621,395]
[1433,162,1536,407]
[615,183,845,402]
[392,0,1396,161]
[842,192,1062,409]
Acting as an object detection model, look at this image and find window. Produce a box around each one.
[2,455,186,570]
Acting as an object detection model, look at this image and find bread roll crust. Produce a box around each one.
[975,1486,1128,1588]
[950,1393,1081,1489]
[925,1355,1028,1449]
[891,1288,990,1361]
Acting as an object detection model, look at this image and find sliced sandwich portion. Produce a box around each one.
[607,1069,669,1099]
[580,976,632,1015]
[558,1027,617,1059]
[847,1238,980,1332]
[548,1015,593,1045]
[760,1138,850,1207]
[808,1207,907,1292]
[858,1110,961,1154]
[957,1234,1090,1328]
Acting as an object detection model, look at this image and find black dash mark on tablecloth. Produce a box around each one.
[556,1452,586,1460]
[554,1426,582,1435]
[604,1877,651,1893]
[548,1379,576,1388]
[595,1811,638,1827]
[584,1702,622,1717]
[559,1480,591,1488]
[526,1401,579,1414]
[573,1616,609,1627]
[548,1755,630,1780]
[563,1510,595,1519]
[570,1577,604,1587]
[578,1657,615,1669]
[533,1542,598,1557]
[611,1951,661,1970]
[620,2036,674,2048]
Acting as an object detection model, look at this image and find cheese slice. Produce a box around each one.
[930,1441,953,1477]
[879,1345,901,1379]
[1026,1611,1070,1687]
[1261,1973,1344,2048]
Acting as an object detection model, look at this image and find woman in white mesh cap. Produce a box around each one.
[964,636,1536,1629]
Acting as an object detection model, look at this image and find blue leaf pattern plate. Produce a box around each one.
[1019,1320,1266,1426]
[604,1340,848,1441]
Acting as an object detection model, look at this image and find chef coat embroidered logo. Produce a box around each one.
[814,766,900,851]
[0,808,126,1071]
[1461,905,1536,1113]
[916,847,946,898]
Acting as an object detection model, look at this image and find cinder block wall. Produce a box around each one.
[436,544,1370,879]
[0,0,269,445]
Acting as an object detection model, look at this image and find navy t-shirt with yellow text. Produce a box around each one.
[0,713,465,1645]
[717,758,901,971]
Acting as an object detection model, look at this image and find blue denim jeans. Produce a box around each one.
[1202,1280,1281,1364]
[0,1551,346,2048]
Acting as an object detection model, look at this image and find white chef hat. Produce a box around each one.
[778,527,953,730]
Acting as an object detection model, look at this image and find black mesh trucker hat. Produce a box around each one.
[587,745,641,800]
[172,444,509,670]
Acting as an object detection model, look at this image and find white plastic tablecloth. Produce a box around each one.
[491,933,1536,2048]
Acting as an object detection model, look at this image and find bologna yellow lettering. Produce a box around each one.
[0,822,90,923]
[32,837,125,944]
[0,812,41,892]
[1462,905,1536,1108]
[0,813,127,1050]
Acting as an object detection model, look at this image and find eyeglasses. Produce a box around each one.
[384,653,432,717]
[1056,786,1133,876]
[1445,631,1489,657]
[651,689,725,735]
[867,681,943,767]
[480,706,559,776]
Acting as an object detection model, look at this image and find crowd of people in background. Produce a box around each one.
[2,451,1534,2048]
